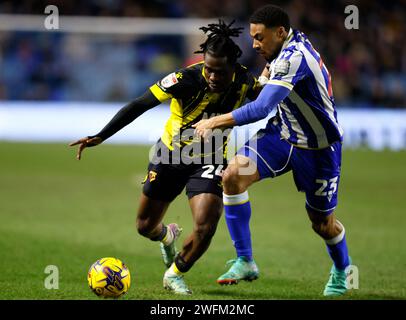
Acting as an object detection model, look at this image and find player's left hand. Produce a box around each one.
[69,136,103,160]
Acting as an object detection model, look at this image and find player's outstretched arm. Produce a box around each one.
[69,90,160,160]
[193,82,290,140]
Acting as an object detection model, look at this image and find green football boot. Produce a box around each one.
[160,223,182,268]
[217,256,259,285]
[323,264,349,297]
[163,273,192,295]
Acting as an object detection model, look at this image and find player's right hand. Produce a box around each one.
[69,136,103,160]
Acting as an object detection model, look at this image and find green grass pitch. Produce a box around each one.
[0,142,405,300]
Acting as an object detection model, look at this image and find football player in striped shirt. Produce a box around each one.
[194,5,351,296]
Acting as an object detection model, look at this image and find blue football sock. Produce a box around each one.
[223,191,253,261]
[325,221,350,270]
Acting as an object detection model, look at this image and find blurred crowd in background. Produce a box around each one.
[0,0,405,108]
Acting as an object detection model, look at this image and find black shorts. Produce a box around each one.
[142,161,226,202]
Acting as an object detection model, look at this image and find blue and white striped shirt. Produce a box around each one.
[232,29,343,149]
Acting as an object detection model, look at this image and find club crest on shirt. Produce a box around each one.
[148,170,157,182]
[274,59,290,76]
[160,72,179,88]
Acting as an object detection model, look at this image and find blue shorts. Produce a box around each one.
[237,122,342,215]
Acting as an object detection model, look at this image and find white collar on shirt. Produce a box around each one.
[280,28,294,52]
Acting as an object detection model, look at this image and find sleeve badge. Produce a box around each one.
[160,72,179,89]
[274,60,290,76]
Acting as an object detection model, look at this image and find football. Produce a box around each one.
[87,257,131,298]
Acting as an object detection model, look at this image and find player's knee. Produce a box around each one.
[222,165,238,185]
[310,216,337,239]
[311,221,329,238]
[307,208,335,239]
[222,165,245,193]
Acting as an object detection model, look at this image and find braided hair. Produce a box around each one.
[195,20,243,65]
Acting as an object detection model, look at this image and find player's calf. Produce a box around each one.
[307,209,351,296]
[193,222,217,242]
